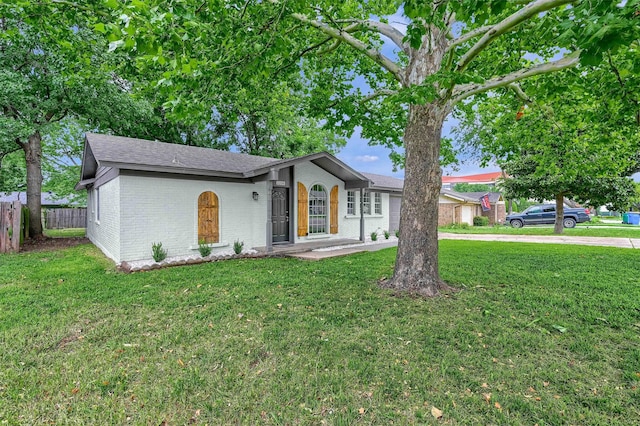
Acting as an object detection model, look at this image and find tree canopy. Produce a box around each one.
[27,0,640,294]
[99,0,639,294]
[455,43,640,232]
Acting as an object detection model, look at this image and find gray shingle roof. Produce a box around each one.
[457,191,503,203]
[85,133,280,176]
[79,133,372,189]
[361,172,404,192]
[440,189,503,203]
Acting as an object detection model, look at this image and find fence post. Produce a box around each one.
[0,201,22,253]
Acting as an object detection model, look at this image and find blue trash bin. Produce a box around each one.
[628,213,640,225]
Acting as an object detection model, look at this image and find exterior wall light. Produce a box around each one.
[252,191,259,201]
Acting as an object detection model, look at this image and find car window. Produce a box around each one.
[543,206,555,212]
[528,206,542,214]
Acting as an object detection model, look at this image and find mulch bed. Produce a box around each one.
[19,236,90,253]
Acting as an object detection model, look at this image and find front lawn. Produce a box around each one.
[1,242,639,424]
[440,224,640,238]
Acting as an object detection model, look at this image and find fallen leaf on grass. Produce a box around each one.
[71,388,79,394]
[177,359,185,367]
[431,406,443,419]
[552,324,567,333]
[494,402,502,410]
[483,393,492,403]
[358,407,365,415]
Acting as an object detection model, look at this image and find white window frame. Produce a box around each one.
[95,187,100,223]
[362,191,371,215]
[347,190,355,215]
[308,184,328,234]
[374,192,382,215]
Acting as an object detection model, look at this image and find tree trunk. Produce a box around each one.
[383,103,454,297]
[23,131,43,238]
[554,192,564,234]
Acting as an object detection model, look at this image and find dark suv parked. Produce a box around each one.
[506,204,591,228]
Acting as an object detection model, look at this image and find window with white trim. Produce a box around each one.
[374,192,382,214]
[309,184,328,234]
[95,187,100,222]
[347,190,355,215]
[362,191,371,215]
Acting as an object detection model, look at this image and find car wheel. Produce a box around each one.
[563,217,576,228]
[510,219,524,228]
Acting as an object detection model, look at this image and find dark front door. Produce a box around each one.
[272,187,289,243]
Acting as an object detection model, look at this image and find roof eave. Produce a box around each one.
[99,161,247,180]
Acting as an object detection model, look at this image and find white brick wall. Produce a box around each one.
[86,177,121,262]
[117,175,268,262]
[86,164,396,263]
[340,191,390,239]
[294,163,390,241]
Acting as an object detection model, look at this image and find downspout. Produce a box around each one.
[360,188,365,242]
[266,180,273,252]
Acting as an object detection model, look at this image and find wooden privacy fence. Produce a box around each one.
[0,201,22,253]
[45,208,87,229]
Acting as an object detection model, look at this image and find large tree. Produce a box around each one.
[455,45,640,233]
[0,3,222,237]
[93,0,635,295]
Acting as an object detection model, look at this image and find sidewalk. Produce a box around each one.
[438,232,640,249]
[289,232,639,260]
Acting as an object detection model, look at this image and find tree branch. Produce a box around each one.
[362,21,407,52]
[508,83,533,103]
[450,52,580,105]
[456,0,573,72]
[333,18,407,51]
[291,13,403,82]
[360,89,398,103]
[447,25,492,51]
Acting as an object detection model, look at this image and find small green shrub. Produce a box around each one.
[198,240,212,257]
[151,242,167,262]
[370,231,378,241]
[395,229,399,238]
[233,239,244,254]
[473,216,490,226]
[384,230,390,239]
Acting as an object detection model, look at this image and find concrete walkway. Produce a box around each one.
[438,232,640,249]
[289,232,640,260]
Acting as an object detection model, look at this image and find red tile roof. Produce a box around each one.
[441,171,503,184]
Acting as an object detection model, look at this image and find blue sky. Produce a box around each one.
[335,113,499,180]
[333,8,500,180]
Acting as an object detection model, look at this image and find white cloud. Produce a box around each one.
[356,155,379,163]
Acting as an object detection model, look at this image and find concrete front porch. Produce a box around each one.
[254,238,363,255]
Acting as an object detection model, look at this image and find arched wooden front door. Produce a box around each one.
[198,191,219,243]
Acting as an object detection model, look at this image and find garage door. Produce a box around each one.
[389,195,401,232]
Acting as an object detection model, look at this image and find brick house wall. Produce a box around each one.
[482,202,506,225]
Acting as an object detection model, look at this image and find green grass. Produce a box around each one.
[1,242,639,424]
[440,224,640,238]
[43,228,86,238]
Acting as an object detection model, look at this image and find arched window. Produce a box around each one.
[308,184,327,234]
[198,191,219,243]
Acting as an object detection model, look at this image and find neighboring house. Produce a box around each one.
[441,171,503,190]
[0,191,80,207]
[439,190,505,226]
[75,133,403,263]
